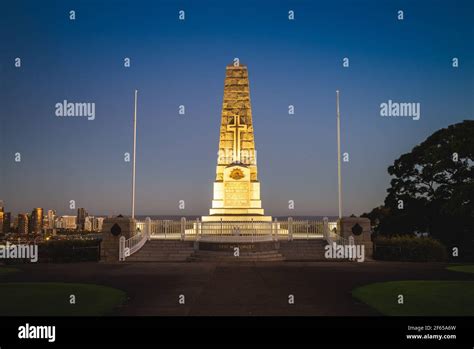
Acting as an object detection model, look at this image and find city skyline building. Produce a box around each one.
[77,208,88,231]
[17,213,29,235]
[56,215,77,230]
[0,204,3,235]
[46,209,56,230]
[3,212,11,234]
[30,208,44,234]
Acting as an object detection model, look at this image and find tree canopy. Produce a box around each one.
[364,120,473,246]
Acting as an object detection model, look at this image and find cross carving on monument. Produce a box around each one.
[227,116,247,163]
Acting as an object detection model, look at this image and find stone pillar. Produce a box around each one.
[338,217,373,259]
[145,217,152,240]
[180,217,186,241]
[288,217,293,241]
[100,215,136,262]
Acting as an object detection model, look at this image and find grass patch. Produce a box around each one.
[0,283,126,316]
[0,266,20,274]
[353,280,474,316]
[446,265,474,274]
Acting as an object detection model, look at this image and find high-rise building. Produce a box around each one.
[84,216,93,231]
[30,208,44,234]
[0,201,4,235]
[12,216,18,230]
[46,209,56,230]
[84,216,104,232]
[56,215,77,230]
[77,208,88,230]
[3,212,11,234]
[17,213,29,235]
[95,217,104,232]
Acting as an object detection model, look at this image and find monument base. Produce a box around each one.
[198,240,279,252]
[201,215,272,222]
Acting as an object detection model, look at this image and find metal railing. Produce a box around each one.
[120,216,341,260]
[135,217,337,242]
[119,218,151,261]
[122,216,340,260]
[322,217,354,257]
[198,220,275,243]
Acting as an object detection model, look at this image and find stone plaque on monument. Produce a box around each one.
[223,166,250,207]
[224,182,250,207]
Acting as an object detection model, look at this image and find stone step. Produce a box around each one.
[128,254,193,259]
[138,246,194,249]
[130,251,191,254]
[146,241,194,245]
[128,254,191,258]
[280,248,327,250]
[125,241,195,262]
[191,256,284,260]
[282,251,325,253]
[125,257,189,263]
[146,240,194,247]
[137,248,194,253]
[280,243,327,245]
[124,239,343,262]
[127,255,192,261]
[188,257,285,263]
[190,249,284,262]
[142,246,194,248]
[279,240,329,261]
[279,246,327,249]
[193,250,281,256]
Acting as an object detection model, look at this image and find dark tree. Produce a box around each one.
[361,205,391,231]
[378,120,474,246]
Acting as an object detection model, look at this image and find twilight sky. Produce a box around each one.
[1,0,473,217]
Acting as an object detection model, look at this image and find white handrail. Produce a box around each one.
[135,218,336,241]
[119,219,150,261]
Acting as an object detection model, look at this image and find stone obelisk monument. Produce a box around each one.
[202,63,271,222]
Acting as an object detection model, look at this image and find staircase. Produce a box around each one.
[125,240,195,262]
[279,239,328,261]
[124,239,346,262]
[189,249,284,262]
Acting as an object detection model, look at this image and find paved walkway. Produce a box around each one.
[1,261,466,316]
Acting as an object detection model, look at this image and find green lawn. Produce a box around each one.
[0,283,126,316]
[353,280,474,316]
[446,265,474,274]
[0,266,19,274]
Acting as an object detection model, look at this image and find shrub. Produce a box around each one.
[39,239,101,263]
[3,239,101,264]
[374,235,447,262]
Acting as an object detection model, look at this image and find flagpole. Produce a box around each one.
[132,89,138,219]
[336,90,342,219]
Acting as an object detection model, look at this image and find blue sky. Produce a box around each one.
[1,0,473,217]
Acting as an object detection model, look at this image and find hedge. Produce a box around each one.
[3,239,101,264]
[374,235,447,262]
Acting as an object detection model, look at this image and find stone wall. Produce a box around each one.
[100,216,136,262]
[338,217,373,259]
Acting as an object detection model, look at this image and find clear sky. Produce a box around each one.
[1,0,473,217]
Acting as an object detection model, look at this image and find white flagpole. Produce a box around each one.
[132,89,138,219]
[336,90,342,219]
